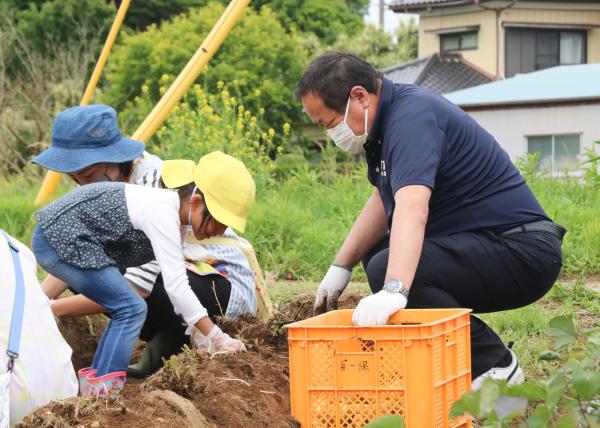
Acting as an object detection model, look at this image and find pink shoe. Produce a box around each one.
[86,371,126,396]
[78,367,96,396]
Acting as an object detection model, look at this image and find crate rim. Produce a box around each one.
[284,307,472,329]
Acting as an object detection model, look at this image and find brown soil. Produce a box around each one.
[19,385,189,428]
[58,314,108,372]
[19,292,366,427]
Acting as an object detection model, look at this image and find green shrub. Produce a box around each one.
[145,80,284,187]
[451,315,600,427]
[104,1,308,134]
[1,0,113,75]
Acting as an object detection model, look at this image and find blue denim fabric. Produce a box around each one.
[32,225,147,376]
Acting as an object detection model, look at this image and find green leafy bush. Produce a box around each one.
[330,21,418,69]
[1,0,113,75]
[451,315,600,427]
[104,1,308,133]
[144,79,284,186]
[249,0,366,45]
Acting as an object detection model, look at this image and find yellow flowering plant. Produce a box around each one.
[143,79,288,185]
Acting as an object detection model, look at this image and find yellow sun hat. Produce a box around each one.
[161,152,256,233]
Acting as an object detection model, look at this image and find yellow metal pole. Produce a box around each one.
[132,0,249,142]
[35,0,131,205]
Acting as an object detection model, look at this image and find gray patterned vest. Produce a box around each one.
[35,182,155,270]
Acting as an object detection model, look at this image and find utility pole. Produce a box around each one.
[379,0,385,29]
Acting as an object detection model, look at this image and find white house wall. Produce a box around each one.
[465,103,600,163]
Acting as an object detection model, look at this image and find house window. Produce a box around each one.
[527,134,581,174]
[441,32,478,52]
[536,31,586,70]
[505,29,587,77]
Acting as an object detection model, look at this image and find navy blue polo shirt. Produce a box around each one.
[366,78,548,237]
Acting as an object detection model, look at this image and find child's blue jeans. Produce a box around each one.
[32,225,147,376]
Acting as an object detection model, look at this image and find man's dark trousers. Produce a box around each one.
[362,229,563,378]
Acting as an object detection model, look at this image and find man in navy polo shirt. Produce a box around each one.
[295,52,565,388]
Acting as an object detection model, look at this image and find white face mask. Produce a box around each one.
[185,186,198,239]
[326,97,368,154]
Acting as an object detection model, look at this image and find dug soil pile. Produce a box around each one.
[20,293,364,428]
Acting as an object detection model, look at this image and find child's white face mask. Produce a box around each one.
[185,186,198,239]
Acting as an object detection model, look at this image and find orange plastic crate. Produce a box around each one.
[286,308,472,428]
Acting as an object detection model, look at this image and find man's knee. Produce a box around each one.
[365,253,387,293]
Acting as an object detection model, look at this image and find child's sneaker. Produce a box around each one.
[472,349,525,391]
[86,371,126,396]
[77,367,96,396]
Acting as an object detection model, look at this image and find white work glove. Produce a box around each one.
[187,325,247,353]
[352,290,408,326]
[314,264,352,314]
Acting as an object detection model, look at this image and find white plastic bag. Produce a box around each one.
[0,371,10,428]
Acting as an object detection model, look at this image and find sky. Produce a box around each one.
[364,0,419,35]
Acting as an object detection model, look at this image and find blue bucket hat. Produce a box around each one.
[32,105,145,173]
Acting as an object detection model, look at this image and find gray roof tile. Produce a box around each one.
[382,53,494,94]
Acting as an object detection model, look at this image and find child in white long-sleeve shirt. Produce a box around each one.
[31,151,255,395]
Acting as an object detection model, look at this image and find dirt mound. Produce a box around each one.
[21,292,367,427]
[143,346,299,427]
[19,386,189,428]
[219,292,366,351]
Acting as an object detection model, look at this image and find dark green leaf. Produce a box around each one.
[545,373,566,411]
[521,415,548,428]
[503,381,545,401]
[362,414,405,428]
[548,316,578,348]
[450,391,480,418]
[572,368,600,400]
[539,350,561,361]
[553,411,578,428]
[479,380,501,417]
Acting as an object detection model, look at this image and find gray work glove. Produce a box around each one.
[314,264,352,315]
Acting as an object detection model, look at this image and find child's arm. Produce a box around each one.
[52,284,150,318]
[41,274,69,298]
[127,187,212,332]
[52,294,106,317]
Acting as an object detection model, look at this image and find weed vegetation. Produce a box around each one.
[2,149,600,281]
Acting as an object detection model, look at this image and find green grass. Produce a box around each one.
[2,163,600,282]
[0,174,72,244]
[245,164,600,281]
[530,178,600,276]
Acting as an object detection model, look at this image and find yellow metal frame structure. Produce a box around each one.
[34,0,250,205]
[34,0,131,205]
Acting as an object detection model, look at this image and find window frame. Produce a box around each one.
[526,133,582,176]
[534,29,587,70]
[440,31,479,53]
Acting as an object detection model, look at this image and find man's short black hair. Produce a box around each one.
[295,51,382,113]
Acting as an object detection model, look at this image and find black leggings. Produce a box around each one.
[139,270,231,345]
[362,230,562,378]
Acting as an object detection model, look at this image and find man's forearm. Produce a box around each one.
[385,185,431,289]
[335,188,389,268]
